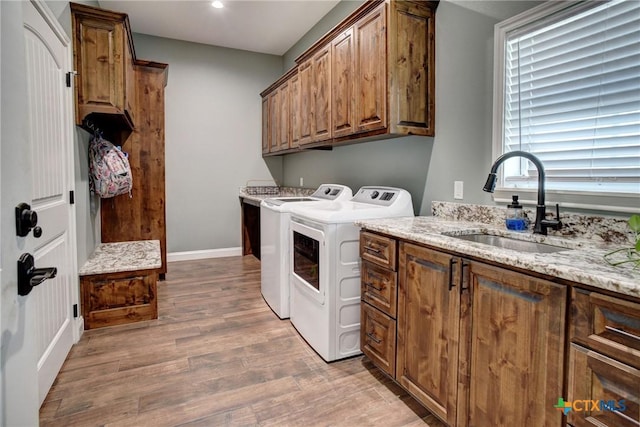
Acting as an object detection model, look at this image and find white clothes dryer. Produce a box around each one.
[288,187,414,362]
[260,184,352,319]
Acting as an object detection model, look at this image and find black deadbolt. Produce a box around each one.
[15,203,38,237]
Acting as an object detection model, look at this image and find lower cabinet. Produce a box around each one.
[462,260,566,427]
[80,269,158,329]
[396,243,461,426]
[567,289,640,427]
[361,232,618,427]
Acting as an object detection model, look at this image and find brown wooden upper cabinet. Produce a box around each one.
[261,0,437,156]
[71,3,138,135]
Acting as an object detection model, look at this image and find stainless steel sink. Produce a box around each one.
[447,233,569,253]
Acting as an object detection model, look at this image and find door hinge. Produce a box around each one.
[73,304,78,318]
[69,190,75,205]
[66,71,77,88]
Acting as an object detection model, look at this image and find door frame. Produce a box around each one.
[28,0,82,341]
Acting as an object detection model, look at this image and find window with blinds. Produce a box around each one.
[496,0,640,198]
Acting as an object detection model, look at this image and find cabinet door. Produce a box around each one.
[298,60,313,145]
[277,81,290,151]
[74,16,125,120]
[388,1,435,136]
[290,73,301,149]
[397,242,461,426]
[462,261,566,427]
[355,4,387,133]
[331,27,356,138]
[261,96,270,154]
[268,91,278,152]
[311,45,332,143]
[123,30,136,126]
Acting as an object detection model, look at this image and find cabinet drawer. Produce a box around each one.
[571,289,640,369]
[361,261,397,318]
[81,270,158,329]
[361,303,396,377]
[360,231,397,270]
[567,344,639,427]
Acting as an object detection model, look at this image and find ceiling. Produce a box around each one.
[98,0,341,56]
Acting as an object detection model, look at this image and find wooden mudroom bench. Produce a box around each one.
[79,240,161,330]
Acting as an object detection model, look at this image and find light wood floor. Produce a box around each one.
[40,256,444,427]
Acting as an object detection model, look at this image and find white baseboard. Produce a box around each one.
[167,247,243,262]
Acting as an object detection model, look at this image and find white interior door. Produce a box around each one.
[23,0,76,406]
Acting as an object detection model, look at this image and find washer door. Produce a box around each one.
[290,219,326,305]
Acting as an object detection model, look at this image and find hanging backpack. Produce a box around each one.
[89,136,133,198]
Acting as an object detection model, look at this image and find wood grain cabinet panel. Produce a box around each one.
[289,73,301,149]
[567,289,640,427]
[397,242,461,426]
[361,260,397,317]
[361,303,396,377]
[298,60,313,145]
[310,45,332,144]
[360,231,397,270]
[100,63,168,276]
[81,269,158,329]
[461,261,566,427]
[277,82,291,151]
[331,28,356,138]
[262,96,269,154]
[355,4,387,133]
[268,91,279,152]
[388,0,435,135]
[71,3,136,131]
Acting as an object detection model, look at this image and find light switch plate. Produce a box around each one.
[454,181,464,199]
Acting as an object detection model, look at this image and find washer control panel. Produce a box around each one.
[352,187,406,206]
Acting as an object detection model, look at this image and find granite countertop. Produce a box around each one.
[79,240,161,276]
[239,186,316,205]
[356,216,640,299]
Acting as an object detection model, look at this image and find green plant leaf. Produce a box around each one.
[629,214,640,232]
[636,239,640,252]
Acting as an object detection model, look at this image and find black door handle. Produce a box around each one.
[15,202,38,237]
[17,253,57,296]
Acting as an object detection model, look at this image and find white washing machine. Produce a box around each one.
[260,184,352,319]
[288,187,414,362]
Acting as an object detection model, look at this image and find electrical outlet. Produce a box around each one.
[454,181,464,199]
[299,177,304,187]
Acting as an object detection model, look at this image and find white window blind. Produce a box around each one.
[500,0,640,196]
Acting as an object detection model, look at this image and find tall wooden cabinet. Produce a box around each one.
[261,0,438,156]
[71,3,169,276]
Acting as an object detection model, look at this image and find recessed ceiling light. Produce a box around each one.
[211,1,224,8]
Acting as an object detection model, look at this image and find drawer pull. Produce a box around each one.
[366,282,383,292]
[364,245,381,254]
[448,258,458,291]
[366,332,381,344]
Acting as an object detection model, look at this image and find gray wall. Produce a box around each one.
[132,35,284,253]
[281,1,540,215]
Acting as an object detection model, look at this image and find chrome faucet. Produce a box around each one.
[483,150,562,235]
